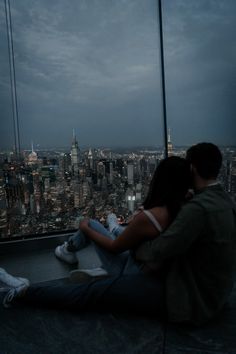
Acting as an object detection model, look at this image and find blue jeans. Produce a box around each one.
[20,274,166,319]
[69,217,125,249]
[69,219,140,276]
[106,213,126,237]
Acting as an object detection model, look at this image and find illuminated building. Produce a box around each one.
[28,142,38,165]
[109,162,113,184]
[71,129,79,177]
[127,163,134,185]
[127,188,136,213]
[88,148,94,170]
[167,128,173,155]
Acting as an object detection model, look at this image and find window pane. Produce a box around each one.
[163,0,236,201]
[1,0,166,238]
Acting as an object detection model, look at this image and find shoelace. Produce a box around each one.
[0,288,16,308]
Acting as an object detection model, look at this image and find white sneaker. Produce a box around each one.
[55,242,78,265]
[0,268,30,308]
[70,267,108,283]
[1,288,17,308]
[0,268,30,288]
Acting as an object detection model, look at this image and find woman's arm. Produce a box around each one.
[79,213,160,254]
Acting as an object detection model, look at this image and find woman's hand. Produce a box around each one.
[79,218,90,232]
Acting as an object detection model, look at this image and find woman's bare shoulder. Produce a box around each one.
[148,206,170,230]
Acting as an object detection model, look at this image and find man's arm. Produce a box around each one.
[135,201,205,263]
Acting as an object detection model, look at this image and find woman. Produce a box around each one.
[68,155,191,280]
[0,156,191,310]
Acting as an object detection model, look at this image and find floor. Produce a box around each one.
[0,236,236,354]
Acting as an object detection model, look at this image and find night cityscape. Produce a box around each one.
[1,1,236,352]
[1,1,235,242]
[0,131,235,239]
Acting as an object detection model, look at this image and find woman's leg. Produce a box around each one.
[87,220,142,276]
[67,229,89,251]
[59,219,141,276]
[55,219,113,264]
[65,218,116,252]
[106,213,126,237]
[87,220,130,276]
[55,229,89,264]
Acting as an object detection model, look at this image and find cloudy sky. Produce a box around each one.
[0,0,235,149]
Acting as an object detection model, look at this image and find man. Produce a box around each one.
[1,143,236,325]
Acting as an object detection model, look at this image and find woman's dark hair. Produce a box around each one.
[143,156,191,220]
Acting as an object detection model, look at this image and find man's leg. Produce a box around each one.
[18,274,166,318]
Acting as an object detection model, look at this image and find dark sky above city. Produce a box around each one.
[0,0,235,149]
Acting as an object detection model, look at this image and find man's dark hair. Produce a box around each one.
[186,142,222,179]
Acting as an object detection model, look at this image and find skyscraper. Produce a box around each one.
[88,148,94,170]
[71,129,79,177]
[127,162,134,185]
[28,142,38,165]
[167,128,173,155]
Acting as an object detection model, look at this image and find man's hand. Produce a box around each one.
[79,218,90,232]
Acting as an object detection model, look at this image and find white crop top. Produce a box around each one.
[142,209,163,232]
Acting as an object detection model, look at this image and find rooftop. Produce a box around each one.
[1,235,236,353]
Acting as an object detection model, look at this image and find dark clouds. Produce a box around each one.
[0,0,235,149]
[163,0,236,145]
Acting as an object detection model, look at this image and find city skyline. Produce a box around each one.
[1,142,235,239]
[1,0,236,150]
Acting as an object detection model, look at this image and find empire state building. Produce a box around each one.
[71,129,79,176]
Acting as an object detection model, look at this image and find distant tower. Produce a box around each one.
[167,128,173,155]
[127,188,136,213]
[71,129,79,177]
[88,148,94,170]
[28,141,38,165]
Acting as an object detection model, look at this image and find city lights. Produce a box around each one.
[0,139,235,240]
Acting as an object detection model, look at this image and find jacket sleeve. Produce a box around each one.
[135,201,206,264]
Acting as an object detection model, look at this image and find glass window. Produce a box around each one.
[1,0,166,239]
[163,0,236,201]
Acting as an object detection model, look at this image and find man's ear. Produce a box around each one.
[191,164,198,176]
